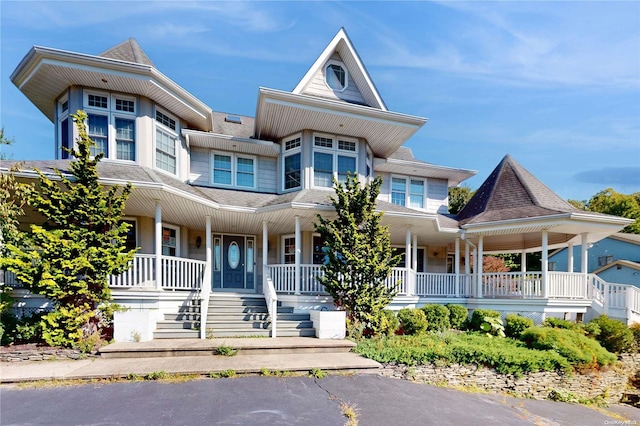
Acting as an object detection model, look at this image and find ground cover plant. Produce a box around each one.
[355,333,571,376]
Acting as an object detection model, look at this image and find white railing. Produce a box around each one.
[1,270,22,288]
[629,286,640,316]
[263,265,278,338]
[482,272,542,298]
[388,268,407,295]
[109,254,207,290]
[588,274,607,307]
[109,254,156,287]
[548,272,588,298]
[300,264,326,294]
[270,264,296,293]
[161,256,207,290]
[416,273,472,297]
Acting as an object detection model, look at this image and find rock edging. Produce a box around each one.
[379,354,640,404]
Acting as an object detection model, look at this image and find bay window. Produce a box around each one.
[155,108,178,175]
[282,135,301,191]
[391,176,428,210]
[312,134,358,188]
[84,90,137,160]
[391,177,406,206]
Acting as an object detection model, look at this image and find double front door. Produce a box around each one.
[212,235,255,290]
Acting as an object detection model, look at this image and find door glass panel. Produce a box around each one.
[246,240,254,273]
[228,241,240,269]
[214,238,221,271]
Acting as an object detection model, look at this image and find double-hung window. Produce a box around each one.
[155,109,178,175]
[391,176,427,209]
[57,94,71,159]
[212,152,255,188]
[391,177,407,206]
[313,134,358,188]
[84,91,137,160]
[162,225,179,257]
[283,236,296,264]
[282,135,301,191]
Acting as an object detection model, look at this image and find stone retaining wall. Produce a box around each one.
[380,354,640,404]
[0,347,96,362]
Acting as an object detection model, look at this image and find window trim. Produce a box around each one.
[154,107,179,176]
[161,224,180,257]
[311,233,326,265]
[282,234,296,264]
[390,174,428,210]
[281,133,303,192]
[210,150,257,189]
[57,93,71,159]
[324,60,348,92]
[312,133,358,189]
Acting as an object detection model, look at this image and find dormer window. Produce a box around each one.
[225,115,242,124]
[325,61,347,91]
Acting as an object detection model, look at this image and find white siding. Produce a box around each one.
[427,179,449,214]
[300,54,367,105]
[257,157,277,192]
[189,148,210,186]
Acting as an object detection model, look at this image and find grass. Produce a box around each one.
[215,345,238,357]
[340,401,359,426]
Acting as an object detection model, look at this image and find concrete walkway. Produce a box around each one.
[0,338,380,383]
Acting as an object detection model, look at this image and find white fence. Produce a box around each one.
[416,273,472,297]
[109,254,206,290]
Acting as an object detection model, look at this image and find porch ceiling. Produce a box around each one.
[255,88,427,158]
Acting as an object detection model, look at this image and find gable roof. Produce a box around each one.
[456,154,579,225]
[610,232,640,246]
[592,259,640,275]
[99,38,155,66]
[292,28,387,110]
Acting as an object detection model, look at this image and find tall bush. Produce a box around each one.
[470,309,501,331]
[0,111,135,348]
[505,314,534,339]
[314,174,400,334]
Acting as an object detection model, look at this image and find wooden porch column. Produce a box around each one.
[262,221,268,272]
[203,216,212,298]
[581,233,590,305]
[521,250,527,273]
[541,230,549,298]
[454,237,460,297]
[476,236,483,298]
[412,234,418,296]
[405,229,412,295]
[464,241,470,275]
[294,216,301,295]
[567,242,574,272]
[155,200,162,290]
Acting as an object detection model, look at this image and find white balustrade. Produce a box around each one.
[481,272,542,298]
[108,254,206,290]
[548,272,588,298]
[109,254,156,287]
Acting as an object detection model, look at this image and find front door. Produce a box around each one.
[223,235,245,289]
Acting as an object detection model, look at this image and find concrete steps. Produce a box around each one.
[153,293,316,339]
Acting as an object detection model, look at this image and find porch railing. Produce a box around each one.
[109,254,206,290]
[548,272,588,298]
[416,273,472,297]
[263,265,278,338]
[482,272,542,298]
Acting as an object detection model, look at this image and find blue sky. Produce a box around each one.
[1,1,639,202]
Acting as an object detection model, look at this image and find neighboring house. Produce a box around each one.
[4,29,638,340]
[549,233,640,287]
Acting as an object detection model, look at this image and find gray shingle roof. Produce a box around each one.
[212,111,255,138]
[456,154,579,225]
[99,38,155,66]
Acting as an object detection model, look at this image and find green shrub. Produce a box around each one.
[421,304,450,332]
[589,315,633,353]
[470,309,501,331]
[630,323,640,353]
[379,310,399,336]
[505,314,534,339]
[520,326,617,368]
[397,308,427,335]
[480,316,506,338]
[543,317,578,331]
[446,304,468,330]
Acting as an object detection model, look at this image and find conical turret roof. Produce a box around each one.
[99,38,154,66]
[456,155,579,225]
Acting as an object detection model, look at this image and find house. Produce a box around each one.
[549,233,640,287]
[4,29,638,341]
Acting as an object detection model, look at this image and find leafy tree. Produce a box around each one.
[483,255,511,272]
[0,127,14,161]
[448,185,474,215]
[586,188,640,234]
[0,111,135,348]
[567,199,587,210]
[314,175,401,333]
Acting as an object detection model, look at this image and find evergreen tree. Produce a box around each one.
[0,111,135,347]
[314,174,400,333]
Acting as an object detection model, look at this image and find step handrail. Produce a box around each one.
[264,265,278,338]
